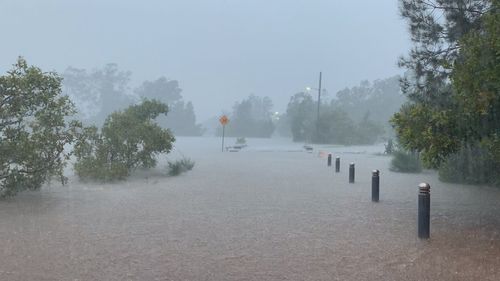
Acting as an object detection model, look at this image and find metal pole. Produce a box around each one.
[372,170,379,202]
[327,153,332,167]
[418,183,431,239]
[221,125,225,152]
[335,157,340,173]
[349,162,355,183]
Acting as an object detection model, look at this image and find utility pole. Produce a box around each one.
[316,72,322,142]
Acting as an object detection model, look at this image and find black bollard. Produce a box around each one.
[372,170,379,202]
[349,162,355,183]
[335,157,340,173]
[418,183,431,239]
[327,154,332,167]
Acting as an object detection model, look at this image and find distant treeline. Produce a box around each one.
[63,64,204,136]
[215,76,406,144]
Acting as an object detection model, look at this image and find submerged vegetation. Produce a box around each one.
[73,100,175,182]
[390,150,422,173]
[0,58,79,198]
[168,158,195,176]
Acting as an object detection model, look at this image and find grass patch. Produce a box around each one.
[168,158,195,176]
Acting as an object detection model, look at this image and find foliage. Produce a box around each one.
[236,137,247,145]
[334,76,406,131]
[286,92,385,144]
[135,77,204,136]
[452,2,500,145]
[392,102,460,168]
[168,158,195,176]
[390,150,422,173]
[0,58,79,197]
[63,64,135,124]
[220,95,275,138]
[134,77,182,103]
[73,99,175,181]
[439,142,500,186]
[393,0,498,185]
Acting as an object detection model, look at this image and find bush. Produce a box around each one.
[168,158,195,176]
[390,150,422,173]
[0,58,79,198]
[439,142,500,186]
[73,99,175,181]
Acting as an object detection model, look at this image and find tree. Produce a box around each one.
[135,77,203,136]
[393,0,498,184]
[393,0,491,164]
[286,92,315,142]
[73,99,175,181]
[134,77,182,104]
[334,76,405,131]
[452,1,499,145]
[222,95,275,138]
[0,58,78,197]
[63,64,136,124]
[286,92,385,144]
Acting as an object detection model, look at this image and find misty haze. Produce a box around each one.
[0,1,499,280]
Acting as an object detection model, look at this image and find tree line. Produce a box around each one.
[221,76,405,145]
[63,64,203,136]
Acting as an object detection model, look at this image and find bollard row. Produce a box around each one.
[328,154,431,239]
[324,155,431,239]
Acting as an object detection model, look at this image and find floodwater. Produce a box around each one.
[1,137,499,281]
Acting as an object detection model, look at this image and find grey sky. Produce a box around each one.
[0,0,410,120]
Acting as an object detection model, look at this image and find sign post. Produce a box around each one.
[219,115,229,152]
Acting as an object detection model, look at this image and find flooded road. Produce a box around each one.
[1,137,500,280]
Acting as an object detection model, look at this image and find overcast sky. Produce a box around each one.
[0,0,410,120]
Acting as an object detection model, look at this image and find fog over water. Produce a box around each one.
[0,0,410,119]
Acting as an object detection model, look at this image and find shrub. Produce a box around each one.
[439,142,500,186]
[236,137,247,145]
[390,150,422,173]
[168,158,195,176]
[0,58,79,198]
[73,99,175,181]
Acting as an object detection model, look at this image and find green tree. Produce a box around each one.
[393,0,491,163]
[393,0,498,184]
[452,1,499,144]
[73,99,175,181]
[0,58,78,197]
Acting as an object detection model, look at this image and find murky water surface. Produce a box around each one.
[1,137,499,280]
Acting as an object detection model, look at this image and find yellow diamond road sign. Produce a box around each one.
[219,115,229,126]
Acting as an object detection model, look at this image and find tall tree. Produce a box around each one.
[393,0,498,184]
[222,95,275,138]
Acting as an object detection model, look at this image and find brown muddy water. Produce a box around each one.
[1,137,499,281]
